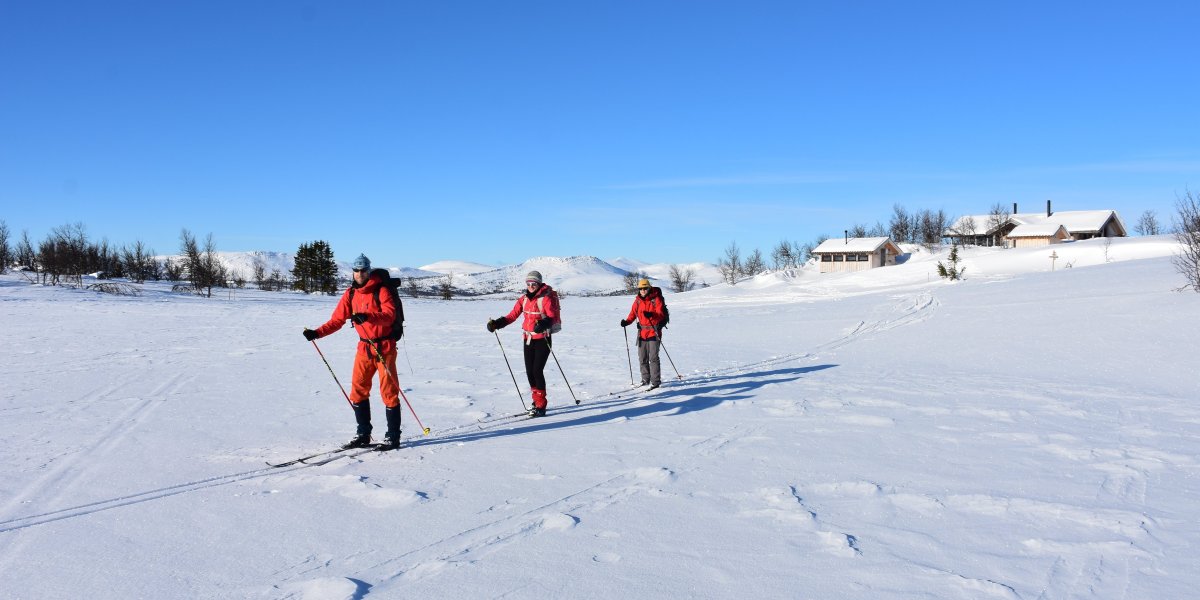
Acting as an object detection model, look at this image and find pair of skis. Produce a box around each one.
[266,443,398,468]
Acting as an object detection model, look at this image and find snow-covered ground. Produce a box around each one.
[2,236,1197,599]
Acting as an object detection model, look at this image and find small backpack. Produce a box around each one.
[522,286,562,334]
[349,268,405,341]
[653,287,670,328]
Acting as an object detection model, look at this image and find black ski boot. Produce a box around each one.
[342,433,372,450]
[528,406,547,418]
[342,401,373,449]
[377,406,402,451]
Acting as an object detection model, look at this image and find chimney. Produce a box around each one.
[844,230,848,244]
[1013,202,1018,214]
[1046,200,1052,217]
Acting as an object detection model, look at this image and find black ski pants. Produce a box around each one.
[523,337,551,391]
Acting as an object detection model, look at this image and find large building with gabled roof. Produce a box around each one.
[944,201,1126,247]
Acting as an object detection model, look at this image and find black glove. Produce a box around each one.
[302,328,318,341]
[487,317,508,332]
[620,319,631,327]
[533,317,553,334]
[350,313,369,325]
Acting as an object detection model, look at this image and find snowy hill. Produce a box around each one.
[2,235,1197,599]
[607,257,725,290]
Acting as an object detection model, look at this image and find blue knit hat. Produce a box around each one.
[352,254,371,271]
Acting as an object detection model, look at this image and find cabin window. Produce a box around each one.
[833,254,843,262]
[821,254,832,262]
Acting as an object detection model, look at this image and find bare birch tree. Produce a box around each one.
[1172,190,1200,292]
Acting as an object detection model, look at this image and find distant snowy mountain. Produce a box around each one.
[418,260,497,275]
[158,251,721,295]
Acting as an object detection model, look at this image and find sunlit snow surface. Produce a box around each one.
[1,236,1196,599]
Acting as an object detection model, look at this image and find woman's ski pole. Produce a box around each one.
[494,331,529,411]
[548,342,580,404]
[623,326,635,386]
[311,340,355,409]
[659,339,683,380]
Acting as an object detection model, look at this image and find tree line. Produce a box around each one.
[0,220,343,296]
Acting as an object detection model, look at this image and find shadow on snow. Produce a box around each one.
[409,363,837,449]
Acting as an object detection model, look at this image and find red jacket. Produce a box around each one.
[314,272,397,354]
[626,287,666,340]
[503,283,559,342]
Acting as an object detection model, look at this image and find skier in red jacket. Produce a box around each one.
[303,254,402,450]
[621,279,666,389]
[486,270,559,417]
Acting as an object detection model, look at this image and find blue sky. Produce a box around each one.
[2,1,1198,268]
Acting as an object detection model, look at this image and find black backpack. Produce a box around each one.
[651,286,669,328]
[349,268,405,340]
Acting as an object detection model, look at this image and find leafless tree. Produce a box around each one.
[15,230,36,270]
[180,229,226,297]
[668,264,695,292]
[849,223,868,238]
[742,248,766,276]
[120,240,158,283]
[889,204,912,243]
[164,257,185,281]
[1172,190,1200,292]
[623,269,648,293]
[717,241,741,285]
[0,220,10,273]
[950,216,977,237]
[253,260,268,290]
[917,209,949,249]
[791,240,809,265]
[771,240,794,270]
[987,203,1012,235]
[1135,210,1162,236]
[37,222,92,286]
[439,271,454,300]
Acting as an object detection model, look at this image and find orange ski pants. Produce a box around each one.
[350,346,400,408]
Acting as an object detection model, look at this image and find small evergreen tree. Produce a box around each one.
[936,244,965,280]
[291,241,339,294]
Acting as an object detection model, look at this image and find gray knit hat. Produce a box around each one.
[352,254,371,271]
[525,270,543,283]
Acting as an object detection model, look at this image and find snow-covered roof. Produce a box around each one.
[1007,223,1070,238]
[946,210,1125,237]
[812,237,899,254]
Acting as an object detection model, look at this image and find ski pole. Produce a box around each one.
[494,331,529,411]
[548,339,580,404]
[401,337,415,376]
[310,340,355,410]
[623,326,635,386]
[366,340,431,435]
[659,338,683,380]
